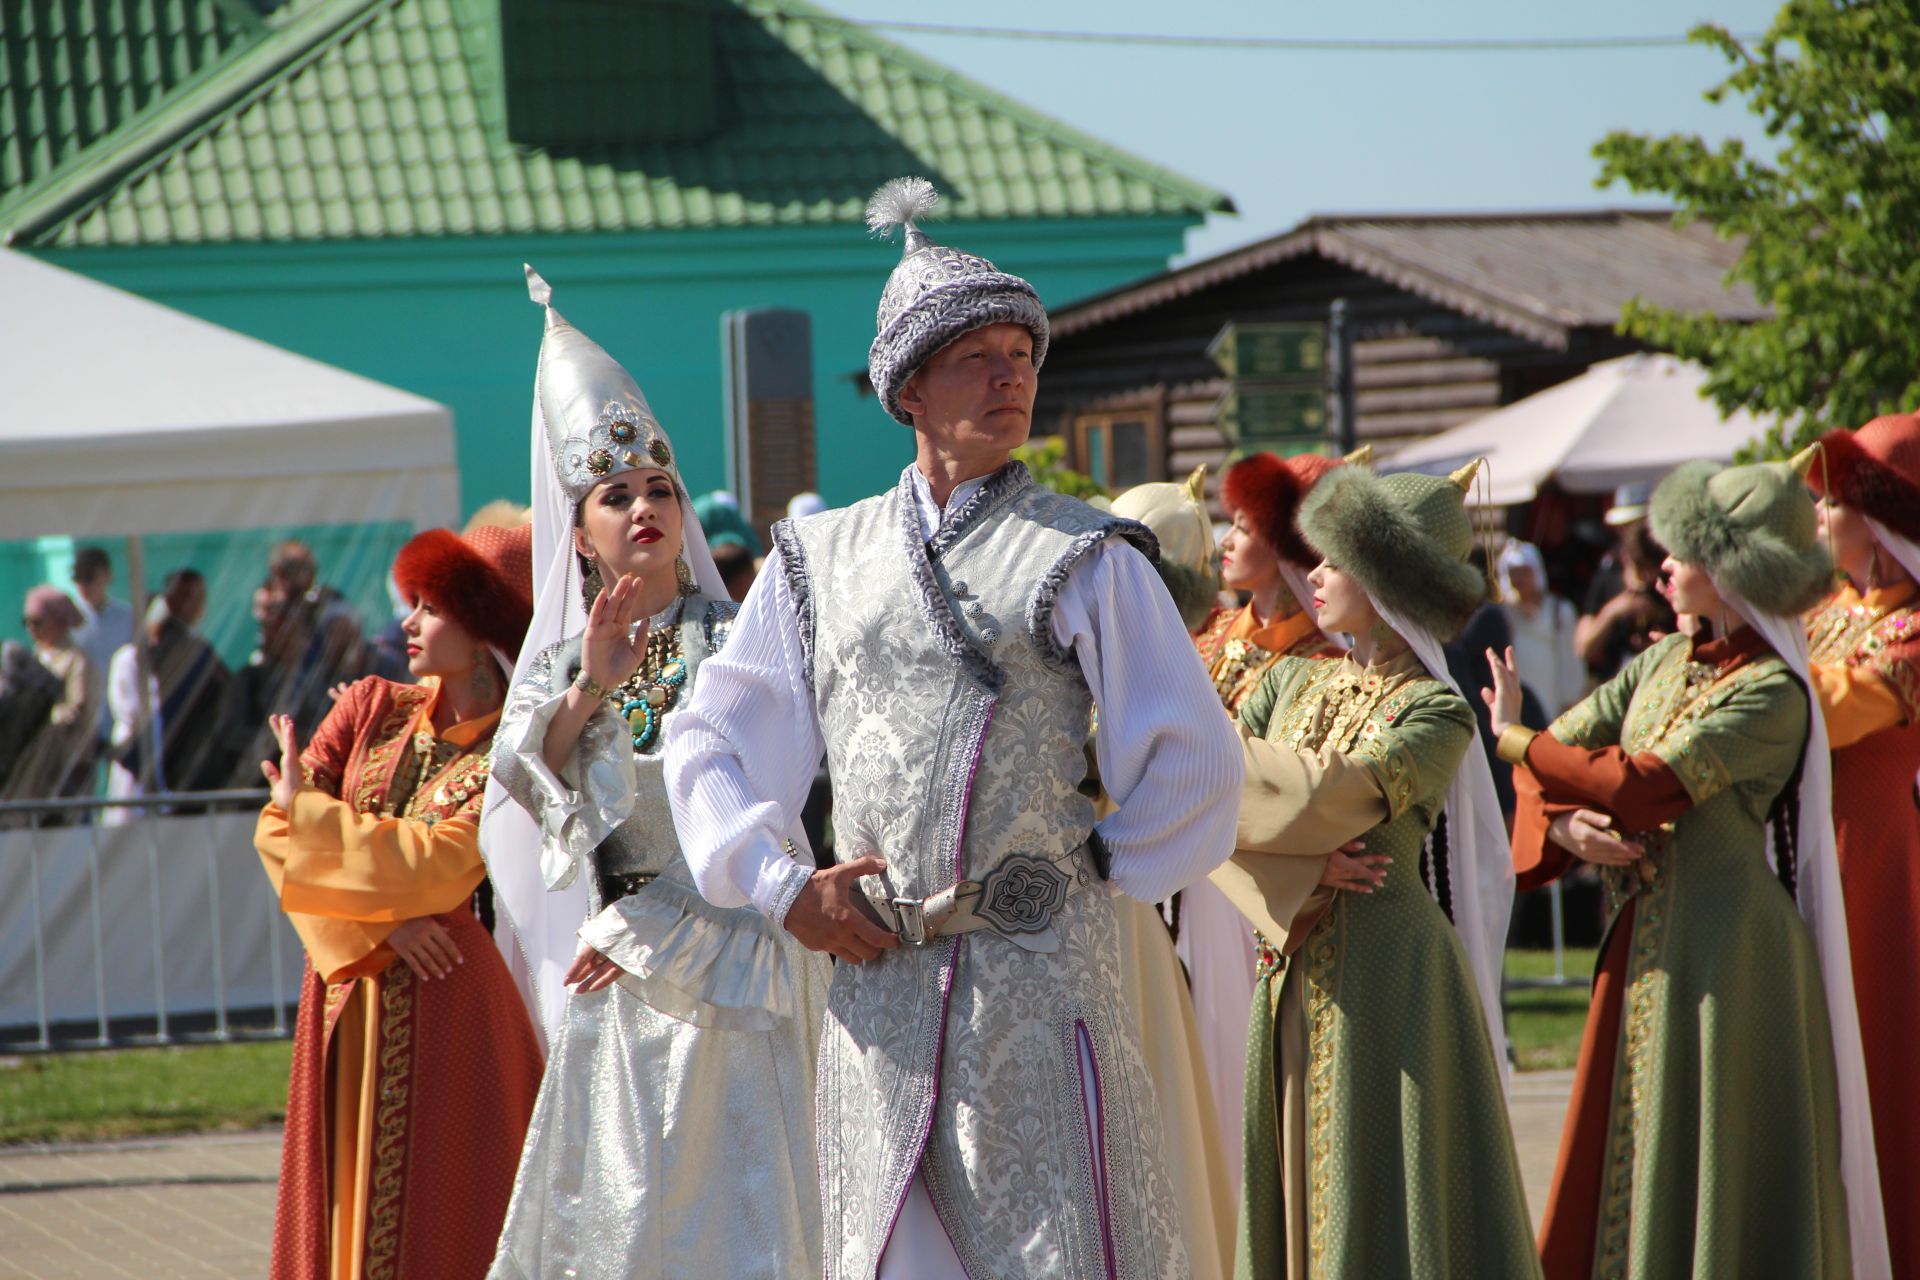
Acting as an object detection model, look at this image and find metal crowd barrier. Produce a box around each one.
[0,788,293,1053]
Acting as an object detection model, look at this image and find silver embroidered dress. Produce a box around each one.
[487,595,829,1280]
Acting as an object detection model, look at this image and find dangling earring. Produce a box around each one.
[471,655,498,702]
[1869,545,1883,592]
[580,551,604,609]
[676,556,697,597]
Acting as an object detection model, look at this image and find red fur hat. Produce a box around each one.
[1810,412,1920,544]
[392,524,535,661]
[1220,451,1343,567]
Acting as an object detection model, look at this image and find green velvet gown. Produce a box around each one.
[1233,652,1539,1280]
[1532,633,1852,1279]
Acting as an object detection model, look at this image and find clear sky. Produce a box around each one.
[822,0,1786,262]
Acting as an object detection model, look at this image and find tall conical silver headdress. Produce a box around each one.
[527,265,679,506]
[863,177,1050,425]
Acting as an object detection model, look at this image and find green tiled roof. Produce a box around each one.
[0,0,1231,247]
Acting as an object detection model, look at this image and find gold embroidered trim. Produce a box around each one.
[362,964,416,1279]
[1625,644,1780,807]
[1595,830,1670,1278]
[1303,909,1339,1278]
[351,686,433,815]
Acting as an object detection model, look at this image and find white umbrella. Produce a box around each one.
[1387,353,1774,504]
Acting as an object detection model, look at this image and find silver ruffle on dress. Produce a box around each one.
[487,601,828,1280]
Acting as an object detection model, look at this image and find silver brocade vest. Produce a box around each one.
[773,464,1189,1280]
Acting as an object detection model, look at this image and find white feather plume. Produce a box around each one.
[865,177,939,237]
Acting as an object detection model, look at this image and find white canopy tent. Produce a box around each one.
[0,250,460,1043]
[1386,352,1776,505]
[0,247,457,540]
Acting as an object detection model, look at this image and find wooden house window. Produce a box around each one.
[1073,409,1161,490]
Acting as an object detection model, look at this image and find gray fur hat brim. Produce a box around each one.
[1297,467,1485,641]
[1649,460,1833,617]
[869,275,1050,426]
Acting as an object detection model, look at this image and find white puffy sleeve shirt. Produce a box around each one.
[664,470,1242,922]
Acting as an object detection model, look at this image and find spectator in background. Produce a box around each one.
[1574,520,1676,681]
[786,491,827,521]
[1579,482,1652,616]
[708,533,759,602]
[1497,539,1585,718]
[105,569,230,812]
[69,545,132,743]
[1444,546,1531,816]
[215,582,334,788]
[691,489,763,557]
[267,539,366,694]
[0,641,61,796]
[2,587,101,816]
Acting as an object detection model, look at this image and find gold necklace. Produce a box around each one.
[610,625,687,752]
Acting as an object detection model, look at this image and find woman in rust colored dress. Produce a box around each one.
[256,523,542,1280]
[1804,412,1920,1278]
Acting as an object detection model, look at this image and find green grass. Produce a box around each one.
[0,1040,292,1145]
[0,950,1599,1143]
[1505,947,1598,1072]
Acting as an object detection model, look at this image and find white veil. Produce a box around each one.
[1370,595,1514,1085]
[478,268,729,1051]
[1726,590,1891,1279]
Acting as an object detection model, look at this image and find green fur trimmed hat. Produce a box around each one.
[1297,460,1486,640]
[1648,460,1833,617]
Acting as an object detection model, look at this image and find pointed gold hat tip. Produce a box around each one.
[1788,444,1820,478]
[1449,457,1484,492]
[1342,443,1374,469]
[1184,464,1208,502]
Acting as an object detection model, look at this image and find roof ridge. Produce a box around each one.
[0,0,391,245]
[749,0,1233,217]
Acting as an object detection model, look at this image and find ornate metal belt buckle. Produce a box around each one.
[891,897,930,946]
[975,853,1072,936]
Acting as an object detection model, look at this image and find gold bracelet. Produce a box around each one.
[1495,724,1539,766]
[573,669,613,699]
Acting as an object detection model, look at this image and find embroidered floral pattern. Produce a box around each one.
[363,964,416,1279]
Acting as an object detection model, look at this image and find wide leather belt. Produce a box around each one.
[856,843,1095,954]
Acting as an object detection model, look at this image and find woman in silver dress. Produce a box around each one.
[483,269,828,1280]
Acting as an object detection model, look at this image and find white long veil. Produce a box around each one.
[1728,591,1890,1280]
[1370,596,1514,1086]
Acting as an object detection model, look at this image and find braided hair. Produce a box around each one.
[1420,812,1456,924]
[1768,749,1805,900]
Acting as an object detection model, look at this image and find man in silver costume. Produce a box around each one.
[665,179,1241,1279]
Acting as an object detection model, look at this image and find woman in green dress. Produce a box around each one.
[1489,458,1885,1279]
[1209,460,1537,1280]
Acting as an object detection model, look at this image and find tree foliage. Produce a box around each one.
[1594,0,1920,455]
[1013,436,1105,499]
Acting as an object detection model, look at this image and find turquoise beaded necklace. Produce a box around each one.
[612,622,687,753]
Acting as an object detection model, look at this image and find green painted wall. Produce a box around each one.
[4,216,1192,649]
[36,216,1192,512]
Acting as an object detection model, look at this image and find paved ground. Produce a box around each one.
[0,1071,1573,1277]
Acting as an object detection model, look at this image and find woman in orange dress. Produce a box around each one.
[1804,412,1920,1278]
[1181,449,1350,1196]
[256,524,543,1280]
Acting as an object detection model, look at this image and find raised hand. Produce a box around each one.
[581,573,648,690]
[1547,808,1645,866]
[1482,645,1524,737]
[259,712,301,812]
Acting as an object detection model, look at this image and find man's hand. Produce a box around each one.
[1318,839,1390,893]
[782,855,900,964]
[1547,808,1644,866]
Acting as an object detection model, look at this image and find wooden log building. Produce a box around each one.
[1032,210,1765,509]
